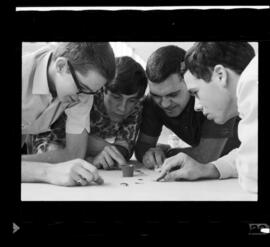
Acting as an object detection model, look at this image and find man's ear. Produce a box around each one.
[55,57,68,74]
[213,64,227,88]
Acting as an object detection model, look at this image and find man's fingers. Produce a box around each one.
[97,156,109,170]
[79,160,104,184]
[70,170,82,185]
[163,170,185,182]
[105,146,126,166]
[160,154,185,173]
[148,152,158,167]
[95,163,102,169]
[102,151,115,169]
[70,172,88,186]
[156,162,174,181]
[73,165,94,184]
[94,176,104,185]
[154,151,164,168]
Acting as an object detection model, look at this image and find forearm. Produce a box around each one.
[169,138,228,164]
[169,147,207,162]
[21,148,83,164]
[21,160,51,183]
[86,135,110,157]
[166,147,220,164]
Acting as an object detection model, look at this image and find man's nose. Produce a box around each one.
[161,97,170,108]
[118,100,127,113]
[194,98,203,112]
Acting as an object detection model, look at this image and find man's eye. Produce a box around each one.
[129,99,137,103]
[152,95,161,100]
[168,92,178,98]
[112,94,121,99]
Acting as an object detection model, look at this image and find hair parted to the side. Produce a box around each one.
[105,56,147,98]
[52,42,116,82]
[184,42,255,82]
[146,45,186,83]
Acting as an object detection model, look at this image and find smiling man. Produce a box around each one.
[21,42,116,186]
[135,45,241,169]
[157,42,257,193]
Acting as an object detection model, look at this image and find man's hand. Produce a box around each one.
[92,145,126,170]
[156,153,220,181]
[142,147,166,169]
[46,159,104,186]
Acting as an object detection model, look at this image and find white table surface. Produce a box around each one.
[21,165,257,201]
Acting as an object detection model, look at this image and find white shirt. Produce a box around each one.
[22,45,93,137]
[213,56,258,193]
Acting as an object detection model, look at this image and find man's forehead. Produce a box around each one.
[109,90,139,99]
[79,69,104,81]
[149,79,184,95]
[79,69,106,88]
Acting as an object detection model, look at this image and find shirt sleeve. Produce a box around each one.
[212,148,239,179]
[140,95,163,137]
[65,95,93,134]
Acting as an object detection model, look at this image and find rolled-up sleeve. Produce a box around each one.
[65,95,93,134]
[212,148,238,179]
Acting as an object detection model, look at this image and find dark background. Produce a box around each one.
[8,3,270,240]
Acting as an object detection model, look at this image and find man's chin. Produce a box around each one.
[164,109,180,117]
[212,117,227,125]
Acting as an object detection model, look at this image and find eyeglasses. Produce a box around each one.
[67,61,96,95]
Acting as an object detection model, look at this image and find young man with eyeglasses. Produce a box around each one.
[135,45,241,170]
[28,56,148,170]
[21,42,115,186]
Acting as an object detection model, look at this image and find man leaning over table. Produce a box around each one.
[21,42,116,186]
[135,45,240,169]
[27,56,148,170]
[157,42,257,194]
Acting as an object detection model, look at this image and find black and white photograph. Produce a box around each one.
[21,41,258,201]
[10,3,270,239]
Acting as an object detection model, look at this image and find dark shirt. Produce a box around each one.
[140,95,240,156]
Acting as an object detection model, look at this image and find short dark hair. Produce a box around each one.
[184,42,255,82]
[146,45,186,83]
[105,56,147,98]
[52,42,116,82]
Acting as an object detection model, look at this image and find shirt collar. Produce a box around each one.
[32,50,53,95]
